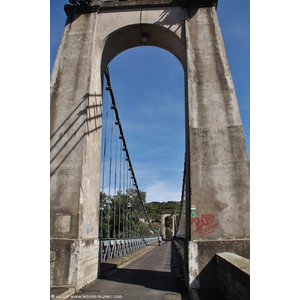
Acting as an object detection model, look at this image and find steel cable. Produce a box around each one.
[99,84,111,238]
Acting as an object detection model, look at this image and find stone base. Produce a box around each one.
[50,238,99,290]
[187,239,250,289]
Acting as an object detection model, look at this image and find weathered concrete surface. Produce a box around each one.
[50,251,55,286]
[50,0,249,291]
[216,252,250,300]
[98,6,187,75]
[50,239,99,288]
[185,6,249,240]
[187,239,249,289]
[98,0,218,9]
[50,10,102,289]
[184,6,249,289]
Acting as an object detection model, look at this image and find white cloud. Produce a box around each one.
[144,180,181,203]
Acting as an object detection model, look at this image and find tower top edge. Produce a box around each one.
[65,0,218,15]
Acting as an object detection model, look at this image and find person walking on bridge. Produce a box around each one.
[158,236,162,246]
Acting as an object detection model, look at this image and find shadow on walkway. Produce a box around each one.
[78,241,189,299]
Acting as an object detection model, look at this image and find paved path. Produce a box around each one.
[75,241,190,300]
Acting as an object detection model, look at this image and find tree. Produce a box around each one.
[99,189,154,238]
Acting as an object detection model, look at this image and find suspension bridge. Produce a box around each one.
[98,67,175,261]
[50,1,250,299]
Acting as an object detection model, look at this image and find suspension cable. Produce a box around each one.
[106,106,114,238]
[99,83,111,238]
[113,125,118,238]
[118,140,122,238]
[123,147,126,237]
[104,67,159,235]
[175,153,186,236]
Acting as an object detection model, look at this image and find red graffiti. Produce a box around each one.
[191,214,218,236]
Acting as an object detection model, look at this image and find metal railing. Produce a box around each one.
[100,237,158,262]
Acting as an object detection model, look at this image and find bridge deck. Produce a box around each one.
[75,241,189,300]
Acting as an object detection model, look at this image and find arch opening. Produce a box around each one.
[101,23,187,77]
[99,45,185,238]
[164,216,173,239]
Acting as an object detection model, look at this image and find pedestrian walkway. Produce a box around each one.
[74,241,189,300]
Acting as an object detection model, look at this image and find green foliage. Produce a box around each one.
[145,201,182,234]
[166,228,173,239]
[99,189,153,238]
[99,190,182,238]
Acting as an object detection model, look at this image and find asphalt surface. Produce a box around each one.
[75,241,190,300]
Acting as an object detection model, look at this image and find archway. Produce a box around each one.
[100,23,186,77]
[99,45,185,240]
[51,2,250,291]
[160,213,176,238]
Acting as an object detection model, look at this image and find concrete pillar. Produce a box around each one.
[184,7,250,289]
[160,214,166,239]
[50,8,102,290]
[172,214,176,237]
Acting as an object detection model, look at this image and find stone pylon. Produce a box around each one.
[51,0,249,291]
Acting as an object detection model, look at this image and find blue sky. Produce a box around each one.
[50,0,250,203]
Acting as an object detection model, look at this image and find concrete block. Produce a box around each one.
[54,215,71,233]
[216,252,250,300]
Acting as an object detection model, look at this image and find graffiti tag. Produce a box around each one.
[191,214,218,236]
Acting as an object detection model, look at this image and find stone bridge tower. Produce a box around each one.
[50,0,250,291]
[160,213,176,238]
